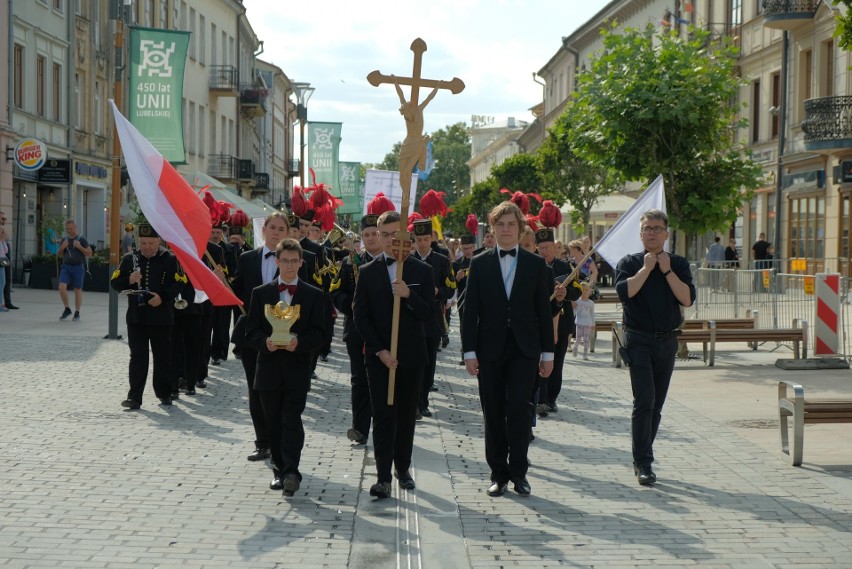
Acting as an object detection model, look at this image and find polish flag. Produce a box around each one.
[109,100,241,307]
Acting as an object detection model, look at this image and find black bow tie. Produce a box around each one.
[264,251,275,259]
[499,248,517,258]
[385,257,396,266]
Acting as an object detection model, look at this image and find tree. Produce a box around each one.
[568,24,763,235]
[537,106,622,234]
[443,178,502,236]
[426,122,471,205]
[835,2,852,52]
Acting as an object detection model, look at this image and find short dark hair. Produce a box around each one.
[275,237,303,259]
[377,211,401,227]
[264,211,289,229]
[639,209,668,228]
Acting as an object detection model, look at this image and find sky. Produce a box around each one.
[243,0,613,165]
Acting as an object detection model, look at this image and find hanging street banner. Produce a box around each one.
[129,27,190,164]
[338,161,362,216]
[308,122,342,194]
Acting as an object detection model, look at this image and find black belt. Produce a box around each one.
[626,328,681,340]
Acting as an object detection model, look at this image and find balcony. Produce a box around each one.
[208,155,256,183]
[287,158,300,177]
[763,0,818,30]
[240,85,268,118]
[801,96,852,153]
[209,65,239,96]
[253,172,270,192]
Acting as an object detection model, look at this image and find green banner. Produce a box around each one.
[308,122,342,195]
[129,27,190,164]
[338,161,361,216]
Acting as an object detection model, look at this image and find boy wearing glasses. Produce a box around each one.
[245,238,326,497]
[615,209,695,486]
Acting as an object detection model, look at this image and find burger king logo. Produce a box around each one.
[14,138,48,172]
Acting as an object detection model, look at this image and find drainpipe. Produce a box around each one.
[774,31,788,265]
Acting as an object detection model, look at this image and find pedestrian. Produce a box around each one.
[169,260,203,400]
[208,220,234,365]
[353,210,434,498]
[0,211,16,310]
[111,223,180,409]
[615,209,695,485]
[244,238,326,497]
[0,226,9,312]
[752,232,771,268]
[705,236,725,291]
[57,220,93,321]
[462,201,555,498]
[231,212,289,463]
[724,238,739,292]
[410,218,455,418]
[452,229,476,366]
[573,283,595,360]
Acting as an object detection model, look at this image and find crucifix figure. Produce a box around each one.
[367,38,465,404]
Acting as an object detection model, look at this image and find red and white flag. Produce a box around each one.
[594,175,667,268]
[109,100,241,307]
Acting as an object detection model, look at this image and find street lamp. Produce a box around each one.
[290,82,315,187]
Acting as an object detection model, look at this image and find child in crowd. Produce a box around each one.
[573,282,595,359]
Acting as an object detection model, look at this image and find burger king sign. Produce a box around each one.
[14,138,48,172]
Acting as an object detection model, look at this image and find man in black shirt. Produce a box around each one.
[615,209,695,486]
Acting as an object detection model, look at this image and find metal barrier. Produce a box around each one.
[690,267,850,358]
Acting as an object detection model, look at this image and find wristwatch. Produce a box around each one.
[662,270,672,277]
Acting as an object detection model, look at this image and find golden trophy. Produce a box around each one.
[264,301,301,346]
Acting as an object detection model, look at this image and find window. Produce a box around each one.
[198,104,205,156]
[74,74,82,128]
[771,72,780,139]
[94,81,102,134]
[37,56,46,117]
[199,15,206,64]
[13,45,23,108]
[751,80,760,144]
[160,0,169,27]
[209,109,216,157]
[53,63,62,121]
[188,102,195,154]
[93,0,100,48]
[53,0,63,12]
[189,8,196,60]
[211,23,217,66]
[799,49,812,121]
[788,194,825,260]
[841,194,851,270]
[730,0,742,27]
[823,39,834,96]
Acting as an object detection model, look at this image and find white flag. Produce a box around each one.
[594,175,666,268]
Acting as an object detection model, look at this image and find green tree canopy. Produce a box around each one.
[568,23,762,234]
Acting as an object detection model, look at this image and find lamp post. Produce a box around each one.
[290,82,315,187]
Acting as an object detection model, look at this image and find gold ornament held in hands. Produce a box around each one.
[264,301,301,346]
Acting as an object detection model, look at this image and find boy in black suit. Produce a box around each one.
[462,202,555,497]
[353,211,434,498]
[231,212,290,462]
[244,238,326,497]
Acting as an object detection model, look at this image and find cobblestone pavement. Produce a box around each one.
[1,289,851,568]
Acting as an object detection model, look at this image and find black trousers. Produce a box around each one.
[210,306,231,361]
[259,382,309,481]
[170,313,202,392]
[345,338,372,437]
[542,330,571,406]
[198,306,213,381]
[625,331,678,466]
[127,323,172,403]
[366,358,421,483]
[240,347,269,449]
[419,336,440,411]
[3,264,10,305]
[457,305,465,359]
[476,334,537,483]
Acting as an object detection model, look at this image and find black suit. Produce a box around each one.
[232,247,278,450]
[210,241,233,362]
[541,258,581,407]
[245,278,326,481]
[462,247,554,483]
[330,251,374,438]
[453,255,472,359]
[353,255,434,482]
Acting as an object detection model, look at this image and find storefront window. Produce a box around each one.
[787,194,825,267]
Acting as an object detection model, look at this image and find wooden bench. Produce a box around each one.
[595,316,756,355]
[610,320,807,367]
[778,380,852,466]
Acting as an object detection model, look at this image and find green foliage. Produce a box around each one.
[491,154,542,195]
[443,179,502,235]
[568,23,761,233]
[426,122,471,205]
[835,2,852,52]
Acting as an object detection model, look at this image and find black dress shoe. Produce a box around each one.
[369,481,392,499]
[196,379,207,388]
[211,359,221,366]
[536,403,549,418]
[635,464,656,485]
[547,402,558,413]
[269,476,283,490]
[247,448,270,462]
[7,304,19,310]
[311,372,318,380]
[429,385,438,392]
[487,481,508,497]
[347,428,368,445]
[513,478,532,496]
[441,336,450,349]
[396,470,415,490]
[159,398,172,406]
[170,391,179,400]
[282,474,300,497]
[320,354,329,362]
[420,407,433,418]
[120,399,141,410]
[185,388,196,396]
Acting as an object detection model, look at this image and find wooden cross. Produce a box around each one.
[367,38,465,404]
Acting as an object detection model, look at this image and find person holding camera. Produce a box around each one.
[57,220,92,321]
[110,223,180,409]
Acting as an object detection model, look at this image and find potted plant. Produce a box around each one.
[30,253,59,290]
[83,249,111,292]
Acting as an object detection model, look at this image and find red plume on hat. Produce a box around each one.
[367,192,395,215]
[525,213,540,231]
[291,185,309,217]
[537,200,562,229]
[307,167,344,217]
[202,191,232,226]
[229,209,249,228]
[419,189,448,218]
[314,203,337,232]
[465,213,478,235]
[499,188,542,215]
[407,211,424,233]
